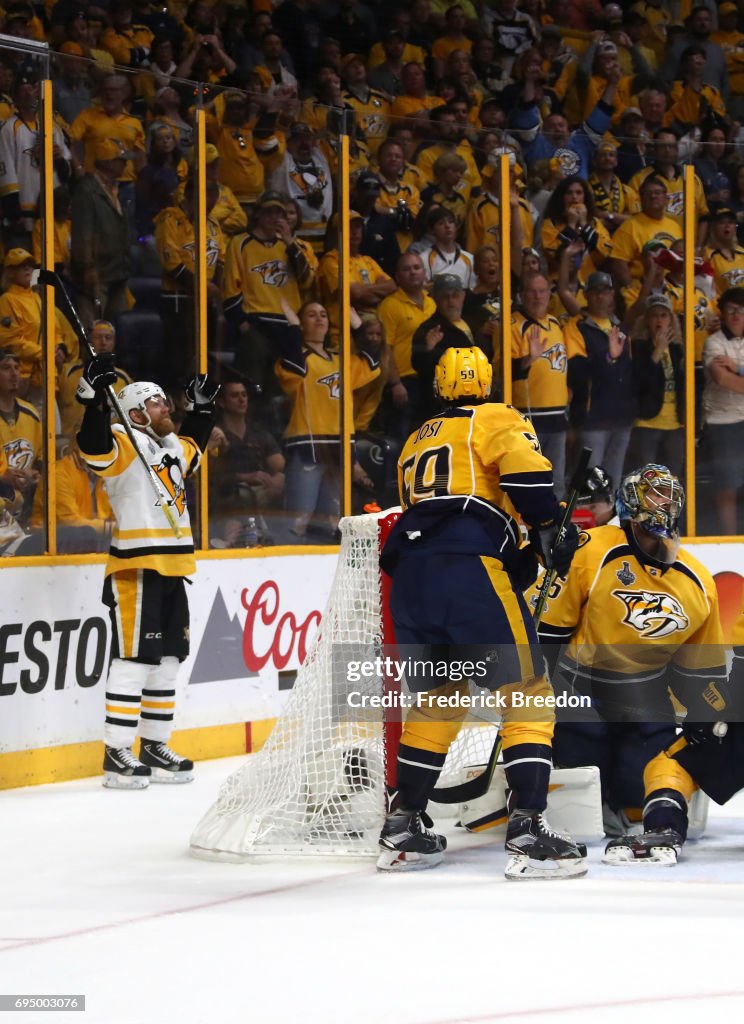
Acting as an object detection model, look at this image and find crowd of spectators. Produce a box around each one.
[4,0,744,551]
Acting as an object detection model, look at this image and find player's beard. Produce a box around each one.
[630,520,680,565]
[151,415,176,437]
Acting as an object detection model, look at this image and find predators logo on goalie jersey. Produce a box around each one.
[537,521,725,699]
[613,589,689,639]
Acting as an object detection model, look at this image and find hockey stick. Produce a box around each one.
[430,448,593,805]
[532,446,592,626]
[430,731,502,804]
[40,269,183,539]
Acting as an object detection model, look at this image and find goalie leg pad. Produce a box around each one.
[460,766,604,844]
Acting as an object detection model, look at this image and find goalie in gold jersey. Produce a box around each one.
[537,464,736,865]
[378,347,586,880]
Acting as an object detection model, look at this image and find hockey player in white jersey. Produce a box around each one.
[76,354,219,788]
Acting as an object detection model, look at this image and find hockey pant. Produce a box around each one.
[389,551,554,812]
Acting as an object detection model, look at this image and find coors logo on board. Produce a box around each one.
[189,582,322,685]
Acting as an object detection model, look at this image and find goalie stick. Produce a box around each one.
[430,447,593,804]
[40,269,183,539]
[532,445,592,626]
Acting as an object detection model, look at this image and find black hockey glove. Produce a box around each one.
[512,543,539,591]
[76,352,117,405]
[529,520,580,578]
[184,374,221,414]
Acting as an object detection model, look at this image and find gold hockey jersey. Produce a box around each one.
[0,399,42,472]
[509,311,568,432]
[80,424,200,577]
[397,401,556,529]
[276,344,380,459]
[536,524,726,685]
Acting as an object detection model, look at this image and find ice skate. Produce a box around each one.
[377,806,447,871]
[603,828,683,866]
[103,746,151,789]
[505,808,588,880]
[139,741,194,783]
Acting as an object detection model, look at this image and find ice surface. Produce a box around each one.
[2,756,744,1024]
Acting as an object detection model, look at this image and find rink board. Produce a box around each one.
[0,541,742,789]
[0,551,336,787]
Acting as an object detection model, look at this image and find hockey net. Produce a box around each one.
[190,509,499,861]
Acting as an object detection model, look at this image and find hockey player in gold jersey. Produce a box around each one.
[536,464,733,865]
[377,347,586,879]
[76,357,219,789]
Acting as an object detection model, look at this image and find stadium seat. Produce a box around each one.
[113,310,165,384]
[128,277,161,312]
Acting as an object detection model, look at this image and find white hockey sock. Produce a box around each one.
[139,656,180,744]
[104,659,150,749]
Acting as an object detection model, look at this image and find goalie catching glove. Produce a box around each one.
[184,374,220,414]
[529,517,580,578]
[76,352,118,406]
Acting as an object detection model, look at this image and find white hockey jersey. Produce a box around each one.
[0,115,71,216]
[81,424,200,578]
[267,149,333,244]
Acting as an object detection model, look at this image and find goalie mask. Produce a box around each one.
[117,381,167,432]
[616,464,684,565]
[434,346,492,402]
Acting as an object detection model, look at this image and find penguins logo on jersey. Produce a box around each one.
[613,589,689,638]
[253,259,290,287]
[317,371,340,399]
[290,166,328,198]
[154,452,187,517]
[540,343,567,373]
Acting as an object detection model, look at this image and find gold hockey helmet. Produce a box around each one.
[434,346,492,402]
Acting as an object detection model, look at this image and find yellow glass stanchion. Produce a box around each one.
[499,153,512,405]
[339,131,352,520]
[41,78,56,555]
[195,107,208,549]
[683,165,696,537]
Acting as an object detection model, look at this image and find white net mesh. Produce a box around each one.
[190,512,387,859]
[190,510,502,861]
